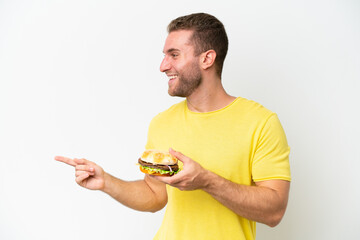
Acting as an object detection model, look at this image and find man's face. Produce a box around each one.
[160,30,202,97]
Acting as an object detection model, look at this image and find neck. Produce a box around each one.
[186,75,236,113]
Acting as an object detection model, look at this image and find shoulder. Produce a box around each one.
[150,100,186,125]
[235,98,287,142]
[233,97,274,121]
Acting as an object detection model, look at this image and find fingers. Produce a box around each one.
[54,156,76,166]
[74,160,95,178]
[74,160,95,185]
[75,164,95,177]
[75,170,94,177]
[169,148,188,163]
[75,164,94,172]
[76,172,90,184]
[150,173,182,185]
[55,156,93,167]
[55,156,96,174]
[150,175,171,185]
[56,156,100,189]
[74,158,87,165]
[73,158,96,167]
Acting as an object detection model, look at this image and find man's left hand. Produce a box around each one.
[150,148,209,191]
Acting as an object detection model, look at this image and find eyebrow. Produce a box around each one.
[163,48,180,54]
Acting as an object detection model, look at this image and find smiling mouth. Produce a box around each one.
[167,74,178,80]
[167,74,178,85]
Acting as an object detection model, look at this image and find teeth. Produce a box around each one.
[168,75,177,80]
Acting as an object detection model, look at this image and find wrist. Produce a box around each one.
[101,172,113,193]
[201,169,218,191]
[201,169,226,194]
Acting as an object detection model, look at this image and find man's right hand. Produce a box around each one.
[55,156,105,190]
[55,155,167,212]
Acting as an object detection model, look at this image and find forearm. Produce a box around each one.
[202,170,289,227]
[101,173,167,212]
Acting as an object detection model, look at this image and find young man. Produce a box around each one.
[56,13,291,240]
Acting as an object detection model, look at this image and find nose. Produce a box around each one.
[160,56,171,72]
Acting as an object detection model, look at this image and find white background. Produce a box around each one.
[1,0,359,239]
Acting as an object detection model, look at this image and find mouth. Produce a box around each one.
[167,74,178,85]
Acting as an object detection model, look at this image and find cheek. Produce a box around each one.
[173,62,184,73]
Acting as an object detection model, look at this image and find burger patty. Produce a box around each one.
[138,159,179,172]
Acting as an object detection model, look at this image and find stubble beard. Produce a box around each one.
[168,63,202,98]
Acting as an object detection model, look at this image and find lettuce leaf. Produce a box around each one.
[140,165,180,175]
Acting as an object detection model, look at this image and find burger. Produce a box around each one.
[138,149,180,176]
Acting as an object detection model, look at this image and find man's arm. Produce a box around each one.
[55,156,167,212]
[202,172,290,227]
[152,149,290,227]
[102,173,167,212]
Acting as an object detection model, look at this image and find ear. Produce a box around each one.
[199,50,216,70]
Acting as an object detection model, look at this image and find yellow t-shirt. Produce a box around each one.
[146,97,291,240]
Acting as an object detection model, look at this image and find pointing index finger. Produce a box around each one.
[54,156,76,167]
[74,158,91,165]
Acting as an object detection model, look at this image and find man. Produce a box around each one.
[55,13,291,240]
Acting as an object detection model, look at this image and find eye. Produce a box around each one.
[171,53,179,58]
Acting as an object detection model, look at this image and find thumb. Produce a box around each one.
[169,148,189,163]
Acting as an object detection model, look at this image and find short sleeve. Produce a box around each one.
[252,114,291,182]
